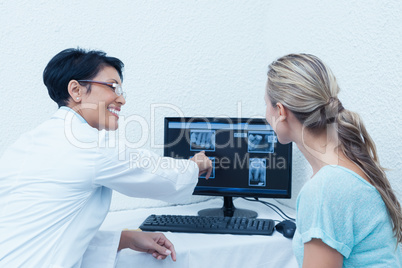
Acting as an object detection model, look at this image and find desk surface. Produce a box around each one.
[101,198,298,268]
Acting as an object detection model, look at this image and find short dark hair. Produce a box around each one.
[43,48,124,107]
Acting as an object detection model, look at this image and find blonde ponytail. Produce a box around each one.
[337,109,402,243]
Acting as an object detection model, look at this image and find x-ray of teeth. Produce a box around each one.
[248,132,276,153]
[249,158,266,186]
[190,130,216,151]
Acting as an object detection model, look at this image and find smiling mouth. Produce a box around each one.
[107,107,120,118]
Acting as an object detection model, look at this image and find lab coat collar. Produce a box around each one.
[50,107,100,134]
[55,106,88,123]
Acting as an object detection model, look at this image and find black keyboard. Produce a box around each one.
[139,214,275,236]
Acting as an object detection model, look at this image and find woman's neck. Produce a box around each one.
[294,125,370,182]
[294,125,343,176]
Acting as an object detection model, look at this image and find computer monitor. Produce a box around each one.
[164,117,292,218]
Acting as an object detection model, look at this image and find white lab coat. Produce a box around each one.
[0,107,198,267]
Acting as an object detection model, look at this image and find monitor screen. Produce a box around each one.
[164,117,292,217]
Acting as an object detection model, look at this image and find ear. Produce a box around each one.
[68,80,83,103]
[276,102,288,121]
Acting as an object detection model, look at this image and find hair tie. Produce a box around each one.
[326,97,344,112]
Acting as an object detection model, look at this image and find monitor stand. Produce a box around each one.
[197,196,258,218]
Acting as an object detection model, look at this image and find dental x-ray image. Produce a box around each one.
[248,131,276,153]
[249,158,266,186]
[190,130,216,151]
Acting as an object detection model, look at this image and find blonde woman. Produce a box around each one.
[265,54,401,267]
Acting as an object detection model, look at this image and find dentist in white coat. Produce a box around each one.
[0,48,212,267]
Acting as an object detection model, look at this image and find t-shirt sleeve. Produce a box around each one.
[295,173,355,258]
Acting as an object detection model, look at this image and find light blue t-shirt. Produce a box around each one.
[293,165,401,267]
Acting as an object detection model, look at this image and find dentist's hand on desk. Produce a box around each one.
[118,230,177,261]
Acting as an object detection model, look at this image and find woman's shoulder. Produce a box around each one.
[308,165,373,189]
[299,165,382,205]
[296,166,389,228]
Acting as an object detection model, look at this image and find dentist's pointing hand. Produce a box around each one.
[190,151,213,179]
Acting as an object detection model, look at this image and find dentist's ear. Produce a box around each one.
[276,103,287,121]
[68,80,83,103]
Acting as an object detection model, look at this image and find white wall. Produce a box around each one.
[0,0,401,211]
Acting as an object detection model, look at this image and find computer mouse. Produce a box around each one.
[275,220,296,239]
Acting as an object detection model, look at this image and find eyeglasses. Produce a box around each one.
[78,80,126,98]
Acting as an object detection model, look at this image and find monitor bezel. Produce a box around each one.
[164,117,292,199]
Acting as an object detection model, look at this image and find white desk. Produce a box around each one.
[101,198,298,268]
